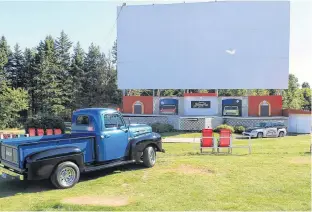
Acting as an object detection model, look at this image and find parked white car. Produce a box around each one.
[242,122,287,138]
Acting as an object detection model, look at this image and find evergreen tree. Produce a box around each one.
[6,44,25,88]
[0,36,10,82]
[70,42,85,109]
[55,31,73,116]
[55,30,72,70]
[23,48,37,115]
[34,35,64,115]
[82,43,103,106]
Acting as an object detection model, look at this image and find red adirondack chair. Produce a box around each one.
[37,128,44,136]
[28,128,36,137]
[54,129,62,135]
[218,129,232,153]
[46,129,53,135]
[200,128,215,153]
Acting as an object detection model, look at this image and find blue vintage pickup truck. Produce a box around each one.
[0,108,165,189]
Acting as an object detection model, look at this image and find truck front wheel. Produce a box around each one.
[142,146,156,168]
[50,161,80,189]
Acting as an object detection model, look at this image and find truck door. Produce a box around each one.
[101,113,129,161]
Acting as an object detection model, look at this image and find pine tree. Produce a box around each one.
[23,48,37,115]
[55,30,72,70]
[34,35,64,115]
[82,43,103,106]
[0,36,11,82]
[55,31,73,117]
[5,44,25,88]
[70,42,85,109]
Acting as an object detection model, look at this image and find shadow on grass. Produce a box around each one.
[0,164,145,199]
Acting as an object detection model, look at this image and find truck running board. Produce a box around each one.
[84,160,136,172]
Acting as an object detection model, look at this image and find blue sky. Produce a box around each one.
[0,0,311,85]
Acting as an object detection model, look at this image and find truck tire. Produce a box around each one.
[278,131,285,137]
[50,161,80,189]
[142,146,156,168]
[257,132,263,138]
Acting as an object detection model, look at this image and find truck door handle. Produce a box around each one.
[102,134,111,138]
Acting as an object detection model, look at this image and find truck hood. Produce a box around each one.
[128,124,152,137]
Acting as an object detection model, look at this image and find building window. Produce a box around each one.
[132,101,144,114]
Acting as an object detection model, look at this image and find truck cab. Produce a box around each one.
[0,108,165,189]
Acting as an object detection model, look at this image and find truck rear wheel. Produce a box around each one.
[257,132,263,138]
[51,161,80,189]
[142,146,156,168]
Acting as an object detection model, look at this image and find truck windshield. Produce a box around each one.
[103,113,125,129]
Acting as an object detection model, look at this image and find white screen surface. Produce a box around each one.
[117,1,290,89]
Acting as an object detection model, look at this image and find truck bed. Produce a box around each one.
[0,133,96,169]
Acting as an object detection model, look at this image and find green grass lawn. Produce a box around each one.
[0,135,311,211]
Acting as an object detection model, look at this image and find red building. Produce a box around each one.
[122,96,154,114]
[248,96,283,116]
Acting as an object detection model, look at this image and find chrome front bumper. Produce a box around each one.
[0,165,24,180]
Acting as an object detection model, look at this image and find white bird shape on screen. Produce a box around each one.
[226,49,236,55]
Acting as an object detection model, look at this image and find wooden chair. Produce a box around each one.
[200,128,215,153]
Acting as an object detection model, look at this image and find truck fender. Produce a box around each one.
[25,146,84,181]
[129,133,163,162]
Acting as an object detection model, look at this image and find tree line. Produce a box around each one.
[0,31,311,128]
[0,31,120,127]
